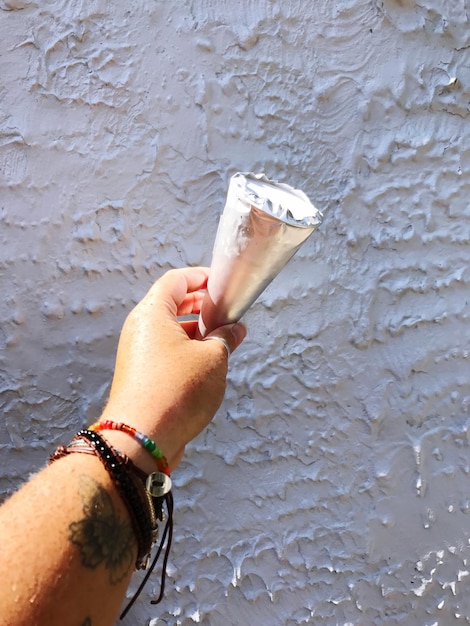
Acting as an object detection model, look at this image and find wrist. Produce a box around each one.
[93,414,178,473]
[97,428,158,475]
[49,428,174,616]
[99,397,188,471]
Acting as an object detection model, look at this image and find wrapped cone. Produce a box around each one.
[198,172,323,337]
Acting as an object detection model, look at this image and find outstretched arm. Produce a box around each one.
[0,267,246,626]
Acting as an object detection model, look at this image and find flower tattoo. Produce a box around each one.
[69,476,135,585]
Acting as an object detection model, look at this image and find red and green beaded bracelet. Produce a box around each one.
[90,419,170,476]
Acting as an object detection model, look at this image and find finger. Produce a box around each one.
[203,322,247,357]
[176,291,204,317]
[145,267,210,316]
[179,319,199,339]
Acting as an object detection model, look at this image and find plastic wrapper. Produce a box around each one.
[198,172,323,337]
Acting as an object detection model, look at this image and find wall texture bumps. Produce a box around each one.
[1,1,469,624]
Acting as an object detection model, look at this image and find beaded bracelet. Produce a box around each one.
[89,420,170,476]
[50,430,157,569]
[49,429,174,617]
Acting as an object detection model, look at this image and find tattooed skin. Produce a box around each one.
[69,476,135,585]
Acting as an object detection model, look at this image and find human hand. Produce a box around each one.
[100,267,246,470]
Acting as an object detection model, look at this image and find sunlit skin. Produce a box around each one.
[0,267,246,626]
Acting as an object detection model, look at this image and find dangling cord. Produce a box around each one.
[151,491,174,604]
[120,492,174,620]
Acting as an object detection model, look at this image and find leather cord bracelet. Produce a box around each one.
[50,429,157,569]
[49,428,174,617]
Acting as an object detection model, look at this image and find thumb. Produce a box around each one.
[202,322,247,357]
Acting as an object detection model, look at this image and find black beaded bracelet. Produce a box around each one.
[50,428,174,617]
[51,429,157,569]
[77,429,159,568]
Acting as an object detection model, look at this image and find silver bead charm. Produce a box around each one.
[146,471,172,497]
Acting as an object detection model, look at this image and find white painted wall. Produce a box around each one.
[1,1,470,624]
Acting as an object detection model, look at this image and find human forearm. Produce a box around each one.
[0,267,246,624]
[0,453,136,626]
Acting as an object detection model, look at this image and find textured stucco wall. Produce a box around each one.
[1,1,470,624]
